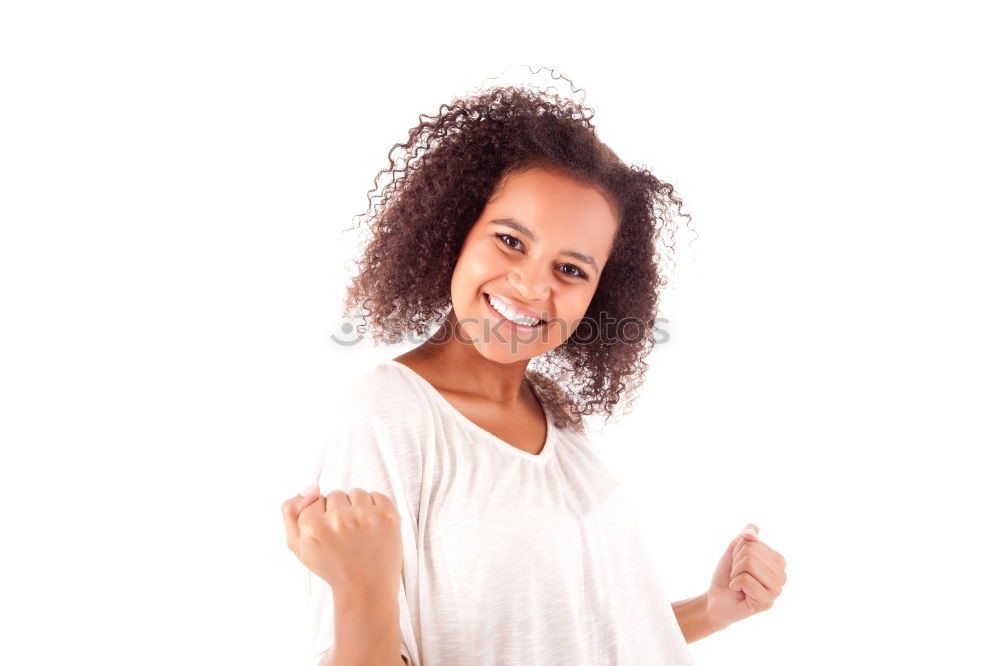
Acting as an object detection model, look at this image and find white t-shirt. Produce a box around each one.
[304,360,695,666]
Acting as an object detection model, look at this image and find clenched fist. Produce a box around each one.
[283,484,404,605]
[705,523,787,631]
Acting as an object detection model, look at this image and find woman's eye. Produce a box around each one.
[496,233,522,250]
[496,233,588,280]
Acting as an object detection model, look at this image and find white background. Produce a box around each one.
[2,1,997,664]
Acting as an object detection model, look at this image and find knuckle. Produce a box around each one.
[336,515,358,530]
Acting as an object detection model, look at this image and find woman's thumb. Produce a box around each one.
[282,484,321,551]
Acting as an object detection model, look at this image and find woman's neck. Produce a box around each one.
[401,307,531,406]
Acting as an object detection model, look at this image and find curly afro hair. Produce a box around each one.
[343,73,693,433]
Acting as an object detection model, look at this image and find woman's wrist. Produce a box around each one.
[672,592,728,643]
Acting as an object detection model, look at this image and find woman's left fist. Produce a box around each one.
[705,524,787,631]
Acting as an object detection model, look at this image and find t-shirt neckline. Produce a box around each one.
[385,359,555,463]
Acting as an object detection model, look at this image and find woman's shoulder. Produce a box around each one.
[338,359,436,424]
[344,359,410,395]
[328,361,434,477]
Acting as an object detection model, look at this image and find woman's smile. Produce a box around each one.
[483,292,548,331]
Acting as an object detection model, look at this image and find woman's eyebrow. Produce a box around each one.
[489,218,598,271]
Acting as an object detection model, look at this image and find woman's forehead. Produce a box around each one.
[484,168,617,230]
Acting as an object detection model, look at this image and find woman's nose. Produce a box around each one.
[509,262,552,301]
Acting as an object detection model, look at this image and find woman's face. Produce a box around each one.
[449,166,619,363]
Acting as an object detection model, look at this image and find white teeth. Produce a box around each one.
[487,294,541,326]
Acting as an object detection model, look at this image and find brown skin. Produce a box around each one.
[394,166,618,454]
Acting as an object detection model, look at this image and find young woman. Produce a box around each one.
[282,76,787,665]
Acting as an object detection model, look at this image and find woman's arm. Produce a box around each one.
[671,593,725,643]
[330,595,404,666]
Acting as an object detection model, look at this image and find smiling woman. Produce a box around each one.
[281,70,785,666]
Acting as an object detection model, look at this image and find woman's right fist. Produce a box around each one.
[282,485,403,605]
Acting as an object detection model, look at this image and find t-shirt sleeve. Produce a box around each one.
[303,369,424,666]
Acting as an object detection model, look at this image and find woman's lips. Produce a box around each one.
[485,292,545,321]
[483,292,546,328]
